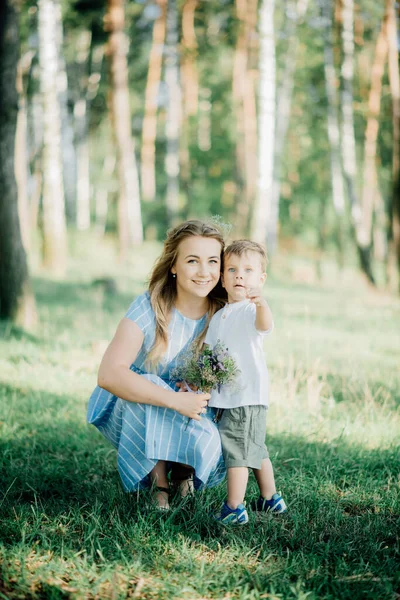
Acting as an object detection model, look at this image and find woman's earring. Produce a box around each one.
[172,273,176,278]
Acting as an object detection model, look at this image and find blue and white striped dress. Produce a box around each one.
[87,292,225,492]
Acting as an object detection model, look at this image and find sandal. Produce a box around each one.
[173,476,194,498]
[154,486,170,511]
[170,463,195,498]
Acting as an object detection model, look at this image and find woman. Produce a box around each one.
[87,220,227,509]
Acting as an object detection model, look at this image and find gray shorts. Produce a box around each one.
[218,405,269,470]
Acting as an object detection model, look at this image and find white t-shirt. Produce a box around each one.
[204,299,273,409]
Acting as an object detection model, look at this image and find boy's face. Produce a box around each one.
[222,251,266,303]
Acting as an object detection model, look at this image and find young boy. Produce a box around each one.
[205,240,287,524]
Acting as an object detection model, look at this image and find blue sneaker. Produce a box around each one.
[251,492,287,514]
[214,501,249,525]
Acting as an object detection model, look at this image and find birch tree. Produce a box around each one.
[55,0,76,224]
[358,4,388,283]
[164,0,182,224]
[340,0,376,283]
[232,0,258,236]
[0,0,37,328]
[15,51,34,253]
[38,0,67,276]
[75,29,92,231]
[180,0,198,204]
[271,0,309,240]
[141,0,166,203]
[320,0,346,266]
[250,0,276,248]
[106,0,143,253]
[385,0,400,288]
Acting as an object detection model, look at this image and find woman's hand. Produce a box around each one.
[171,391,210,420]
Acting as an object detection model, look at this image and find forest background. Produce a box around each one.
[1,0,400,323]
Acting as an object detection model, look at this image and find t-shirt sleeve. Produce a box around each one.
[244,302,274,336]
[124,292,154,335]
[204,315,218,347]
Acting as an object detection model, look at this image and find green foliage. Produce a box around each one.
[18,0,395,251]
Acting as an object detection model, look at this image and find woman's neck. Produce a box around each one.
[174,293,208,319]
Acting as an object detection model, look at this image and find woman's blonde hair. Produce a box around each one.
[147,220,227,366]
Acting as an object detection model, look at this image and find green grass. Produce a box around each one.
[1,234,399,599]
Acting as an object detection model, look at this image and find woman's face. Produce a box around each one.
[171,236,222,299]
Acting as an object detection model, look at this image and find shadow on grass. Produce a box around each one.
[0,321,40,344]
[0,383,399,600]
[32,277,135,315]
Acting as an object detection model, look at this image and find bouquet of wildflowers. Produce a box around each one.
[171,342,239,426]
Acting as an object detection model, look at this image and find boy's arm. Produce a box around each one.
[246,288,273,332]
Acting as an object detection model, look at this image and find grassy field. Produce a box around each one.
[0,235,399,600]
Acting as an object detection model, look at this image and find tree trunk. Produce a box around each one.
[340,0,376,282]
[0,0,37,328]
[181,0,198,118]
[55,0,76,225]
[180,0,198,211]
[15,51,34,253]
[106,0,143,253]
[251,0,276,247]
[320,0,346,215]
[242,0,258,233]
[164,0,182,225]
[141,0,166,203]
[340,0,358,212]
[270,0,309,253]
[358,4,389,283]
[38,0,67,276]
[232,0,247,225]
[75,29,92,231]
[385,0,400,289]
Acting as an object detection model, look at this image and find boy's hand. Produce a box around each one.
[246,287,267,307]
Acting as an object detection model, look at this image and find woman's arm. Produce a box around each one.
[97,318,209,420]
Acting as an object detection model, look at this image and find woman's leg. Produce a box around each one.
[150,460,170,509]
[170,462,195,497]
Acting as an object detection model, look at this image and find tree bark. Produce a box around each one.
[164,0,182,225]
[340,0,376,282]
[271,0,309,252]
[75,29,92,231]
[358,4,389,283]
[180,0,198,210]
[385,0,400,289]
[320,0,346,217]
[55,0,76,224]
[320,0,347,267]
[141,0,166,203]
[181,0,198,118]
[38,0,68,276]
[238,0,258,235]
[250,0,276,247]
[15,51,34,253]
[232,0,247,224]
[0,0,37,328]
[106,0,143,252]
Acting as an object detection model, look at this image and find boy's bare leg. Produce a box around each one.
[150,460,169,509]
[227,467,249,509]
[253,458,277,499]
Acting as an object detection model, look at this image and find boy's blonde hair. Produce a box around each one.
[147,220,227,365]
[224,240,268,272]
